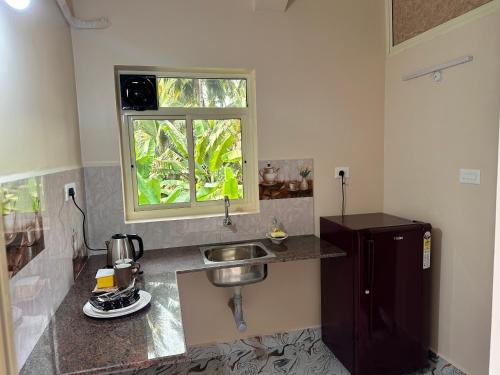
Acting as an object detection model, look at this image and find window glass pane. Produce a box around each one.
[193,119,244,201]
[158,78,247,108]
[132,119,190,206]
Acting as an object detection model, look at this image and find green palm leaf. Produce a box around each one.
[137,174,160,205]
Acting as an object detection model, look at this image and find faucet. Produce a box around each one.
[223,195,232,226]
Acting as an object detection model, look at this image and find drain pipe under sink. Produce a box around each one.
[228,286,247,332]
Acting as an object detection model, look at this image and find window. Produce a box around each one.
[118,70,258,222]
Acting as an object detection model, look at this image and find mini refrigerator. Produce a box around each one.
[320,213,431,375]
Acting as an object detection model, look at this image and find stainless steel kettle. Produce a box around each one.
[106,234,144,267]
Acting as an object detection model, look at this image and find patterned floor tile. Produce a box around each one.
[117,328,465,375]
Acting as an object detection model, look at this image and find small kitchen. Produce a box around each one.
[1,1,500,375]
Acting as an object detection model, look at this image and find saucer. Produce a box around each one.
[266,233,289,245]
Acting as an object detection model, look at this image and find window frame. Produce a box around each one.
[116,68,259,223]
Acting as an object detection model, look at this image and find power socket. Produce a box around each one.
[335,167,350,179]
[64,183,76,201]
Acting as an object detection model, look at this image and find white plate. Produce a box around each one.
[83,290,151,319]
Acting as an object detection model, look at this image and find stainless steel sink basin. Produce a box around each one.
[200,242,275,287]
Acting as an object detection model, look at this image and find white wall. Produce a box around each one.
[0,0,82,176]
[71,0,386,225]
[384,11,500,375]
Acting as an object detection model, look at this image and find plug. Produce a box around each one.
[335,167,349,178]
[64,183,76,201]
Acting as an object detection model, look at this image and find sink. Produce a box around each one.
[200,242,275,287]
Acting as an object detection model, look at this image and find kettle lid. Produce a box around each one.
[111,234,127,239]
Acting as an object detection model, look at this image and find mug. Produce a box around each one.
[114,263,133,289]
[115,258,141,275]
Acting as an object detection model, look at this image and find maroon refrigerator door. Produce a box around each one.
[356,227,428,375]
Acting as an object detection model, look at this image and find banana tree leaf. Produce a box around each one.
[195,135,209,165]
[161,121,188,158]
[223,167,239,199]
[193,120,206,136]
[135,120,158,139]
[196,182,219,201]
[161,180,189,189]
[155,159,188,175]
[209,134,235,172]
[137,174,161,205]
[163,186,184,204]
[135,137,156,178]
[221,149,242,163]
[135,137,152,161]
[177,191,190,202]
[206,124,227,155]
[194,163,209,180]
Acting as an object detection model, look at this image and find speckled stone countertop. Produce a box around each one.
[20,235,345,375]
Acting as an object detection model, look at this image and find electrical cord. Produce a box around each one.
[70,192,106,252]
[340,171,346,217]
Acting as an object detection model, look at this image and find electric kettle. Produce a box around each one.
[106,234,144,267]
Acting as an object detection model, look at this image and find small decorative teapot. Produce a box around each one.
[260,163,280,184]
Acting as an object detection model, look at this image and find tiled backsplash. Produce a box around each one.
[1,168,86,369]
[83,164,314,252]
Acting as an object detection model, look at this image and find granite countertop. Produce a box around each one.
[20,235,345,375]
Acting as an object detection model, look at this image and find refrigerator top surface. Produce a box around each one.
[321,212,426,231]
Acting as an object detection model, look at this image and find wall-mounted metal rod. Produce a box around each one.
[402,55,473,82]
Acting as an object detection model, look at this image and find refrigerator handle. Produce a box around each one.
[365,239,375,294]
[366,239,375,338]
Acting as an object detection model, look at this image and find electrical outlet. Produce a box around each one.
[335,167,350,178]
[64,183,76,201]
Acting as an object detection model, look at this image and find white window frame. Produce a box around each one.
[115,67,259,223]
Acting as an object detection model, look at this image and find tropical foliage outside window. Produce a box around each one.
[158,78,247,108]
[132,119,190,206]
[129,76,248,209]
[193,119,243,201]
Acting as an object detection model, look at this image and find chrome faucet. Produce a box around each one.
[223,195,232,226]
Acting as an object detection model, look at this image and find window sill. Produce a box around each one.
[123,207,260,224]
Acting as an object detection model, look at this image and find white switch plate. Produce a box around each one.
[64,182,76,201]
[335,167,350,178]
[459,169,480,185]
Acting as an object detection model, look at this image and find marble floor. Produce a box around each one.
[120,329,464,375]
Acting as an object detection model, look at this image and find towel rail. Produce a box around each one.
[402,55,473,82]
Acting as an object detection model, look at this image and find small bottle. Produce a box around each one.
[269,217,286,239]
[270,217,280,234]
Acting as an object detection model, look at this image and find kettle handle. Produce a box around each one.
[127,234,144,261]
